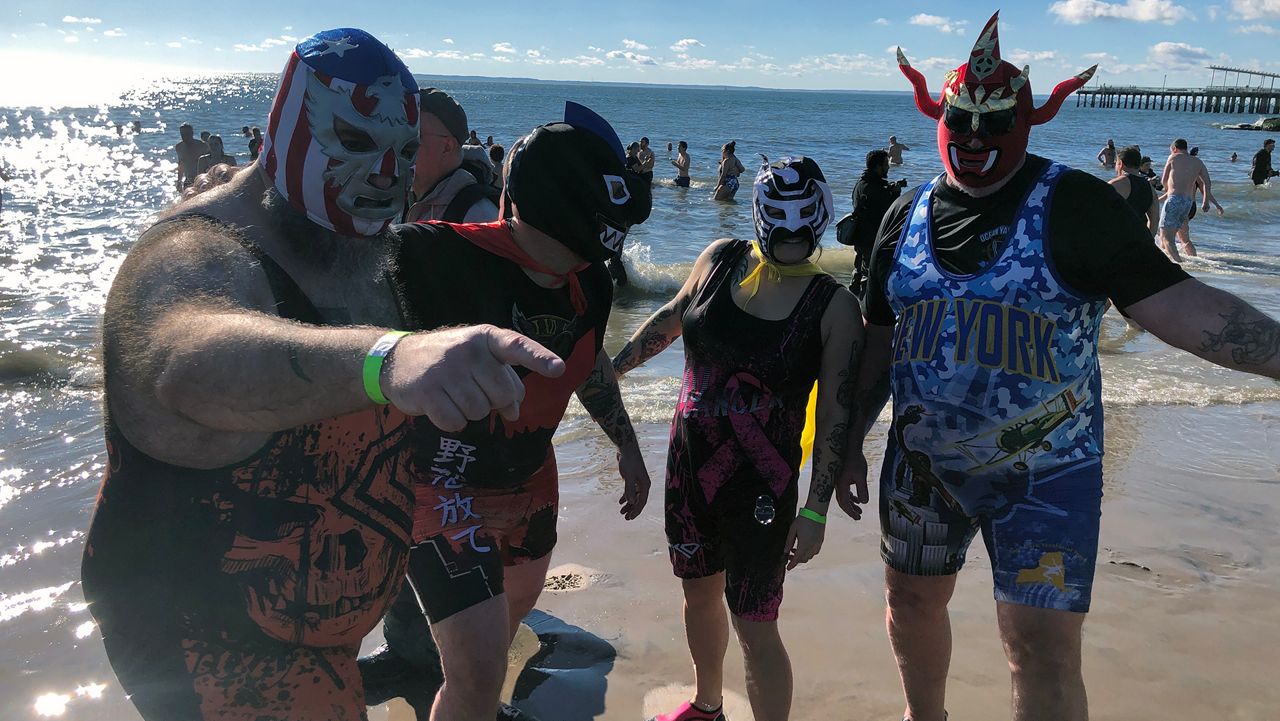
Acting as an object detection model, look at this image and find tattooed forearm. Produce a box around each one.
[1198,301,1280,370]
[807,420,848,504]
[836,337,864,407]
[578,359,638,448]
[612,303,682,375]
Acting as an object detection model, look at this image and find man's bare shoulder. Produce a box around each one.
[106,217,277,323]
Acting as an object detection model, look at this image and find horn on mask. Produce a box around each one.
[897,47,942,120]
[1030,65,1098,126]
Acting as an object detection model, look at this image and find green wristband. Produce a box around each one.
[363,331,411,405]
[798,508,826,525]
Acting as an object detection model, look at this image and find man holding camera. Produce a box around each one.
[848,148,905,298]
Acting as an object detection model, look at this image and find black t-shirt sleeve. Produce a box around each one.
[1046,171,1191,309]
[861,190,917,326]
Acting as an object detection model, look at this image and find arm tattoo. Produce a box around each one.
[837,337,864,407]
[1198,302,1280,367]
[613,304,681,375]
[808,421,848,504]
[287,344,312,383]
[578,360,638,448]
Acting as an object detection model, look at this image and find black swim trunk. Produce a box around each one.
[409,453,558,622]
[675,176,690,188]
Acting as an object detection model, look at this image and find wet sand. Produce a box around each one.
[369,402,1278,721]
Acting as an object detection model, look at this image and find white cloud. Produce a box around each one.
[1230,0,1280,18]
[561,55,605,66]
[875,17,891,25]
[1007,48,1059,63]
[64,35,80,43]
[606,50,657,65]
[442,38,454,44]
[789,52,892,75]
[1236,22,1278,30]
[491,55,512,63]
[492,42,516,54]
[910,13,970,34]
[437,50,469,60]
[167,41,182,48]
[622,38,649,50]
[1048,0,1194,24]
[666,57,721,71]
[526,49,542,58]
[1208,4,1222,19]
[1148,40,1216,67]
[62,16,102,24]
[587,45,605,52]
[670,38,703,52]
[233,35,298,52]
[1083,51,1120,62]
[103,28,126,37]
[179,36,202,45]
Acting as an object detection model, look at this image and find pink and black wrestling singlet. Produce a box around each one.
[82,218,415,721]
[666,239,838,622]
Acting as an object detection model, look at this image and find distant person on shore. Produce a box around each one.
[465,129,481,146]
[1097,138,1116,168]
[877,18,1280,721]
[194,135,236,175]
[713,141,745,201]
[1139,155,1163,190]
[637,136,656,184]
[672,140,691,187]
[614,156,862,721]
[888,135,910,165]
[1159,138,1209,261]
[173,122,207,191]
[488,143,505,189]
[247,126,262,161]
[0,162,11,213]
[1251,138,1277,185]
[484,134,493,147]
[403,88,500,223]
[848,148,906,296]
[1109,145,1158,235]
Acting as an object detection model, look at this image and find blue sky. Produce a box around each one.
[4,0,1280,92]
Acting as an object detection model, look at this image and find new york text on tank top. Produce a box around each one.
[885,163,1108,501]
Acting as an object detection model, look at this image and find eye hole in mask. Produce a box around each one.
[799,198,817,218]
[764,205,787,220]
[943,105,1017,138]
[334,116,378,153]
[603,174,631,205]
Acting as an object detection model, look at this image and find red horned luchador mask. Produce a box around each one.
[897,11,1096,189]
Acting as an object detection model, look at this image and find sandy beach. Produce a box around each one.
[361,400,1279,721]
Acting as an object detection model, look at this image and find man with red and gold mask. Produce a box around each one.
[835,12,1280,721]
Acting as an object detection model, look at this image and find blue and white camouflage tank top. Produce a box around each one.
[884,162,1108,514]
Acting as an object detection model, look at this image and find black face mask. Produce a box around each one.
[505,111,651,263]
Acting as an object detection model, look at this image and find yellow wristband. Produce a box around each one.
[363,331,410,405]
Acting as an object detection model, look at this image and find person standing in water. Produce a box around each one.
[615,156,865,721]
[713,141,745,201]
[673,140,691,187]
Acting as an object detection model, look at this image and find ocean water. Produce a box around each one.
[0,74,1277,720]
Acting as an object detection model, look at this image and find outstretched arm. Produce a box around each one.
[833,323,894,519]
[576,348,650,519]
[785,289,865,569]
[612,238,730,376]
[1126,279,1280,379]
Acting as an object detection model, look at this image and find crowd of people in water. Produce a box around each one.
[46,15,1280,721]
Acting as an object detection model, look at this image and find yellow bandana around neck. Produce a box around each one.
[738,240,826,304]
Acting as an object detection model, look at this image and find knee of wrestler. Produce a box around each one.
[1001,621,1082,679]
[681,575,725,612]
[884,572,951,621]
[437,648,507,709]
[730,616,783,656]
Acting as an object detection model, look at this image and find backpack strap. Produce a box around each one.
[442,180,501,223]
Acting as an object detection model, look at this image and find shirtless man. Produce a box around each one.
[1108,145,1157,235]
[638,136,656,184]
[173,122,208,191]
[888,135,910,165]
[81,29,565,721]
[1158,138,1209,261]
[195,134,237,175]
[672,140,691,187]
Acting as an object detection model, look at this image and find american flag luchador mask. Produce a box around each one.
[261,28,420,237]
